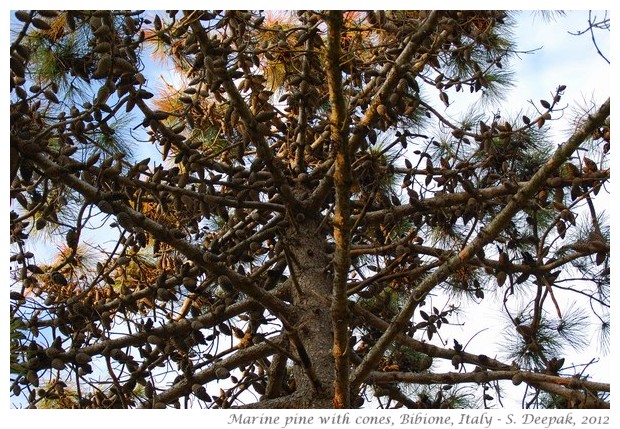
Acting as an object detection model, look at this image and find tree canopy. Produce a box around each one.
[10,10,610,409]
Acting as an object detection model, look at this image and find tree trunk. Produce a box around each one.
[284,215,335,407]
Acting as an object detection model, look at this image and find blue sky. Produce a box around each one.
[508,11,609,129]
[440,9,611,408]
[4,4,613,422]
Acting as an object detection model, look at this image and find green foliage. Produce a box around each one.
[10,10,609,410]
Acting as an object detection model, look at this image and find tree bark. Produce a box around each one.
[284,216,335,406]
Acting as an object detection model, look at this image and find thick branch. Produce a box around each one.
[19,148,295,324]
[361,171,609,225]
[350,302,512,371]
[325,10,352,409]
[368,370,609,408]
[141,338,279,407]
[186,15,301,212]
[308,11,443,209]
[350,99,610,389]
[348,11,442,154]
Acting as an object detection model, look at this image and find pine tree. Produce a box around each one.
[10,10,609,409]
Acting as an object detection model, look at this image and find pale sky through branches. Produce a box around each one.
[431,9,611,408]
[4,3,613,424]
[99,10,618,401]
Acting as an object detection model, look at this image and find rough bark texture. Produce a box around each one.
[10,10,610,409]
[286,214,335,405]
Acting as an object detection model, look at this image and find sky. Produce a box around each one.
[4,3,615,425]
[426,10,612,409]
